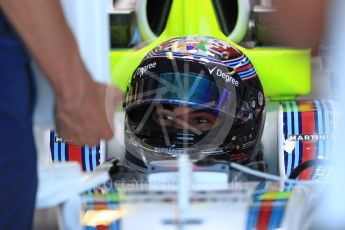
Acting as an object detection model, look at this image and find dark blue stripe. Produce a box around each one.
[298,109,303,166]
[284,153,288,175]
[89,148,93,171]
[65,142,69,161]
[284,102,293,176]
[290,102,298,172]
[291,102,295,135]
[96,145,101,166]
[292,101,300,169]
[81,146,86,171]
[53,132,59,162]
[49,131,55,161]
[57,141,61,161]
[283,104,288,174]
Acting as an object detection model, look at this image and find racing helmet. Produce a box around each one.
[123,36,265,172]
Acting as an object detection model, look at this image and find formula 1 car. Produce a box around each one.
[78,155,327,230]
[38,1,333,229]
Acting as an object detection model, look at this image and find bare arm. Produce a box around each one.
[0,0,88,105]
[0,0,122,145]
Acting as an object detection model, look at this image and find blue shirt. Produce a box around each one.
[0,11,30,66]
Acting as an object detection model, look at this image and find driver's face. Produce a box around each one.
[152,105,222,132]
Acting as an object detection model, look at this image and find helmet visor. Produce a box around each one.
[125,71,237,116]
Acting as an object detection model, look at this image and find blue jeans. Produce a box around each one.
[0,64,37,229]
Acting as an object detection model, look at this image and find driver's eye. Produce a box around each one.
[194,117,210,124]
[162,114,174,120]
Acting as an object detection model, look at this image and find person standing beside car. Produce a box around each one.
[0,0,122,229]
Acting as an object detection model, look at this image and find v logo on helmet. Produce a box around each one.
[208,66,217,75]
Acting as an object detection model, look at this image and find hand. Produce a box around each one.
[55,77,123,146]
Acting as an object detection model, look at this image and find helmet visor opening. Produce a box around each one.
[125,71,238,116]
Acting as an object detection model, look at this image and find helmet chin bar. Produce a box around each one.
[125,129,261,173]
[147,155,230,191]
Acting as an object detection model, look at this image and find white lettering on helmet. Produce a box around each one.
[215,68,239,87]
[136,62,157,78]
